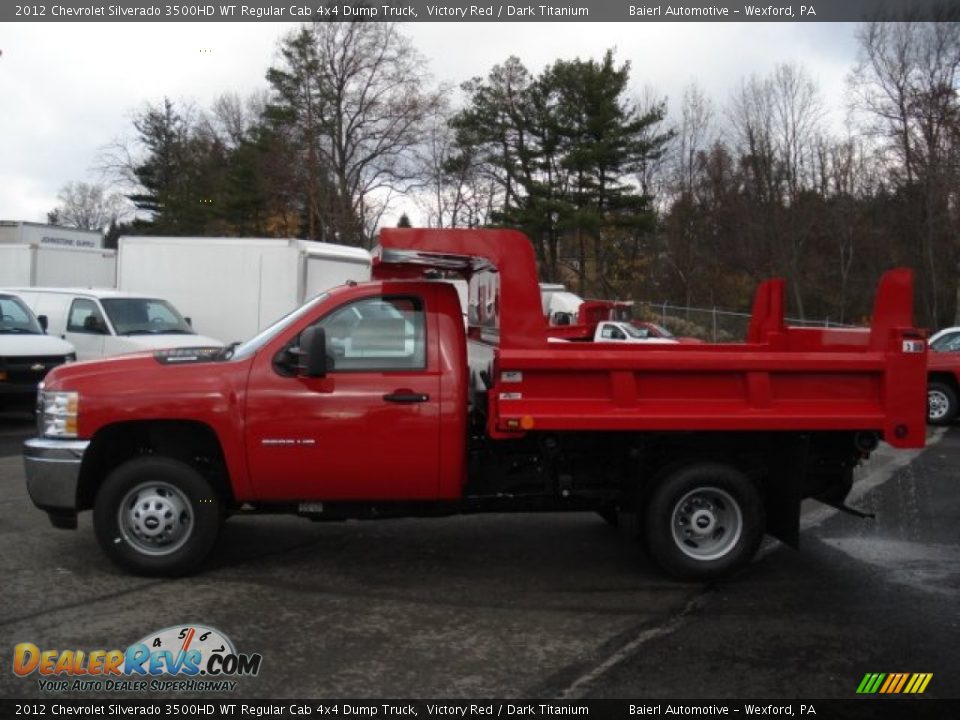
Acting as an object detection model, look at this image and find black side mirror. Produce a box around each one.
[298,326,328,378]
[184,317,193,327]
[38,315,48,332]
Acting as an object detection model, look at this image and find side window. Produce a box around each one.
[318,296,426,372]
[601,325,625,340]
[67,299,107,334]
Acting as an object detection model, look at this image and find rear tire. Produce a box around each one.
[644,463,764,581]
[927,382,957,426]
[94,457,222,576]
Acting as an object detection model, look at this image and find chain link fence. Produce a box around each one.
[635,301,856,343]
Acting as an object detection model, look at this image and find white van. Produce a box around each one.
[0,292,75,409]
[6,288,223,362]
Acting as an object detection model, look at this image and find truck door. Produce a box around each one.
[244,291,441,501]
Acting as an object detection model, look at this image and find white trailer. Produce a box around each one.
[0,220,104,250]
[0,222,114,289]
[0,245,116,289]
[117,236,372,343]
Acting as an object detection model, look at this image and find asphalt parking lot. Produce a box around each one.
[1,415,957,700]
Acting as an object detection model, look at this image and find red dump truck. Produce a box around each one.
[23,229,927,580]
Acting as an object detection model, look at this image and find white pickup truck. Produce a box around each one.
[0,292,75,409]
[593,321,679,344]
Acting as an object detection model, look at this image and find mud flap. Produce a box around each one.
[764,434,808,548]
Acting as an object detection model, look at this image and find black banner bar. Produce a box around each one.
[4,0,960,23]
[1,699,958,720]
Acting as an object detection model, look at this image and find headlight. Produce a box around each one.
[39,390,79,438]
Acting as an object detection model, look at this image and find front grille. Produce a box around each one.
[0,355,70,382]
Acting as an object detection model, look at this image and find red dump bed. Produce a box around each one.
[374,229,927,449]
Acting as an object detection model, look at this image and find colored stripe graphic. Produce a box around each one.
[893,673,909,693]
[857,672,932,694]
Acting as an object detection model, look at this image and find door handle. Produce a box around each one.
[383,391,430,403]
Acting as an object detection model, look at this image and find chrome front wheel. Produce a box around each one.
[95,457,222,576]
[927,382,957,425]
[117,481,194,556]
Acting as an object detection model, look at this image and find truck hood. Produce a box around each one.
[43,347,227,386]
[0,334,75,357]
[41,347,249,440]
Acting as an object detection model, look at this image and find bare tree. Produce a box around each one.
[849,19,960,325]
[415,101,502,230]
[202,91,267,148]
[659,83,716,306]
[726,64,825,318]
[267,22,442,246]
[47,181,131,231]
[672,82,715,199]
[770,63,824,199]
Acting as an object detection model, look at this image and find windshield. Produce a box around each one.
[0,295,44,335]
[230,292,329,361]
[101,298,194,336]
[623,324,649,339]
[647,323,674,338]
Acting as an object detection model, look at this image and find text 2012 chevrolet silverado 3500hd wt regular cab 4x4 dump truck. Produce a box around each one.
[23,229,927,580]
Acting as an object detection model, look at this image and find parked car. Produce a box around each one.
[5,288,222,362]
[929,326,960,352]
[927,327,960,425]
[0,292,75,410]
[593,320,679,344]
[632,320,705,344]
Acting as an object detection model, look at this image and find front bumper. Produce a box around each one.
[23,437,89,512]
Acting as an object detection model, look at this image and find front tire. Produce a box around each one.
[644,463,764,581]
[927,382,957,426]
[94,457,222,576]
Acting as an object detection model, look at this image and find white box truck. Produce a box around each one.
[0,222,115,289]
[0,221,104,250]
[117,236,372,343]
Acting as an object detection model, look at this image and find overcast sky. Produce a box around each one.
[0,21,860,227]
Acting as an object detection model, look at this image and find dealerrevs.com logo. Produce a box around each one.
[13,624,262,693]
